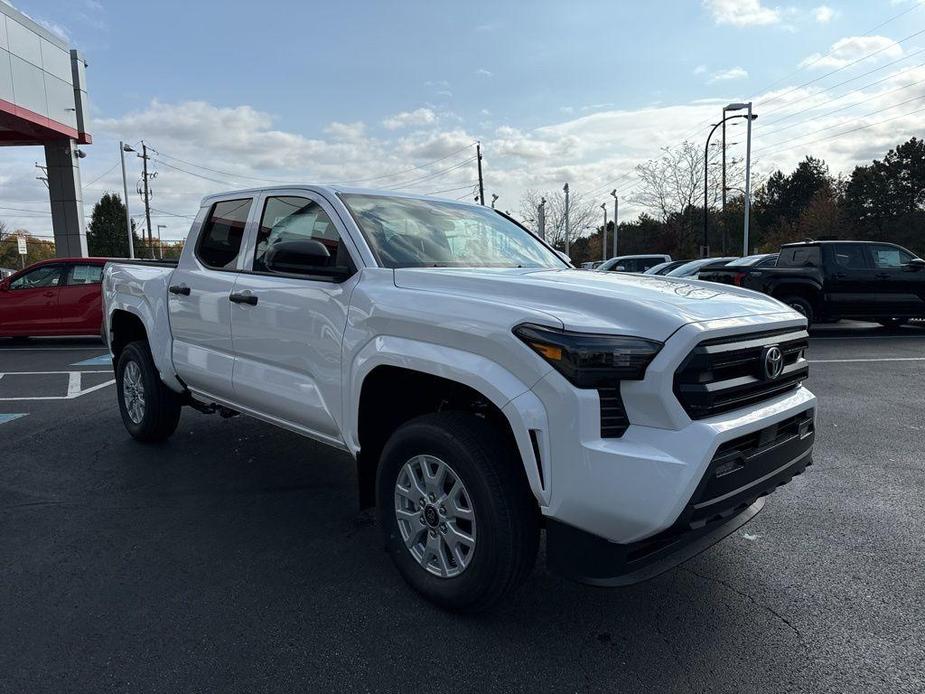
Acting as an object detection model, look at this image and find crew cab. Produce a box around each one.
[0,257,107,338]
[738,241,925,326]
[103,186,816,611]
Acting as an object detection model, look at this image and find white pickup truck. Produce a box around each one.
[103,186,816,611]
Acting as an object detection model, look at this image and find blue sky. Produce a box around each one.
[4,0,925,239]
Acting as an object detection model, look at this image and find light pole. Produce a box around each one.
[610,189,618,258]
[537,197,547,240]
[491,193,499,209]
[156,224,166,259]
[563,183,570,256]
[120,142,135,258]
[724,102,756,255]
[600,203,608,262]
[703,104,756,257]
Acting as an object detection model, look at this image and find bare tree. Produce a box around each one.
[519,188,599,250]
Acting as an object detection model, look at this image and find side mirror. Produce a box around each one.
[615,265,626,272]
[264,239,351,280]
[555,250,572,265]
[0,278,9,291]
[905,258,925,271]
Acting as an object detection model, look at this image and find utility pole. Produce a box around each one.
[600,203,608,262]
[537,197,546,240]
[610,189,618,258]
[563,183,570,257]
[138,141,155,258]
[120,142,135,258]
[721,118,727,254]
[476,142,485,205]
[34,162,48,188]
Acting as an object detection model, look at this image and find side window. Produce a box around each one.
[66,264,103,285]
[778,247,820,267]
[9,265,62,290]
[253,196,353,276]
[870,245,912,269]
[196,198,253,270]
[832,244,869,270]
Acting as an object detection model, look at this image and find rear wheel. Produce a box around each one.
[116,341,182,442]
[377,412,538,612]
[878,318,908,329]
[780,295,814,325]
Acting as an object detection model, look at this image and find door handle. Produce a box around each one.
[43,290,55,297]
[229,292,258,306]
[875,273,890,280]
[169,284,190,296]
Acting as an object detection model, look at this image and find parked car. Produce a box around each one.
[579,261,604,270]
[597,254,671,273]
[0,257,108,338]
[698,253,779,286]
[738,240,925,326]
[644,259,692,275]
[665,257,737,278]
[104,186,815,611]
[0,267,16,279]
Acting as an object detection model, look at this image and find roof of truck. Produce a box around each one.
[200,184,484,207]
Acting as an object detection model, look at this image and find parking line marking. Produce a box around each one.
[809,357,925,363]
[0,371,115,401]
[70,354,112,367]
[0,413,27,425]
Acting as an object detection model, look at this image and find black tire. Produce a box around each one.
[116,341,182,442]
[780,295,814,325]
[377,412,539,612]
[878,318,908,329]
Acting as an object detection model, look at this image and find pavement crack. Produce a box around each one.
[680,566,805,644]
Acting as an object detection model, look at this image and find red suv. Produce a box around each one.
[0,258,109,338]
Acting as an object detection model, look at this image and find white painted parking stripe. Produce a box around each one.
[0,371,115,401]
[809,357,925,363]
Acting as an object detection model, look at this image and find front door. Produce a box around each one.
[0,263,65,336]
[823,243,879,317]
[169,197,254,401]
[230,192,360,444]
[58,262,104,335]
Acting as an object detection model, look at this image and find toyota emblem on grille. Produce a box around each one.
[763,345,784,380]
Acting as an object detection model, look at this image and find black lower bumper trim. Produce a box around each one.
[546,497,765,587]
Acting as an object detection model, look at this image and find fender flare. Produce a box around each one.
[344,336,551,504]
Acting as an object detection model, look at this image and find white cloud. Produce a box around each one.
[324,121,366,140]
[813,5,837,23]
[475,68,494,78]
[703,0,781,27]
[708,66,748,83]
[800,35,902,69]
[382,108,438,130]
[693,64,708,75]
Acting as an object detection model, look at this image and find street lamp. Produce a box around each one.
[723,102,756,255]
[703,103,756,257]
[563,183,570,256]
[120,142,135,258]
[491,193,499,209]
[600,202,608,262]
[156,224,166,259]
[610,189,618,258]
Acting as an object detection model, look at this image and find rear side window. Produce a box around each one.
[831,244,868,270]
[66,264,103,285]
[778,246,821,268]
[196,198,253,270]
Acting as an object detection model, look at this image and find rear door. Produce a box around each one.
[0,263,65,335]
[58,262,104,335]
[229,191,361,443]
[168,197,255,401]
[868,244,925,316]
[824,243,879,316]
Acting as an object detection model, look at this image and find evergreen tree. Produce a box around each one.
[86,193,143,257]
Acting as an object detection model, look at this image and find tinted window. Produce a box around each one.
[254,196,352,276]
[197,198,253,270]
[831,244,868,270]
[778,246,821,268]
[342,194,564,269]
[10,265,62,289]
[66,264,103,285]
[870,245,913,269]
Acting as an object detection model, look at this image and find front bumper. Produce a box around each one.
[545,408,813,585]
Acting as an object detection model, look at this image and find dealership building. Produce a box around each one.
[0,2,90,257]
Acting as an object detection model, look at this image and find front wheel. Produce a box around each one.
[116,341,182,442]
[780,295,814,325]
[377,412,539,612]
[878,318,908,329]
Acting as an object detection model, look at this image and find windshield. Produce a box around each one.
[341,194,566,269]
[666,257,734,276]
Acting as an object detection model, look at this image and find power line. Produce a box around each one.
[423,183,479,196]
[384,156,477,190]
[82,161,121,189]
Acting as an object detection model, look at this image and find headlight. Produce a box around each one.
[513,323,662,388]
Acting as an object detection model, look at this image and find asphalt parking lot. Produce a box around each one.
[1,324,923,694]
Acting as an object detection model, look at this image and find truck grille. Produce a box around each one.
[674,328,809,420]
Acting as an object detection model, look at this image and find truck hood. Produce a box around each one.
[394,267,794,341]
